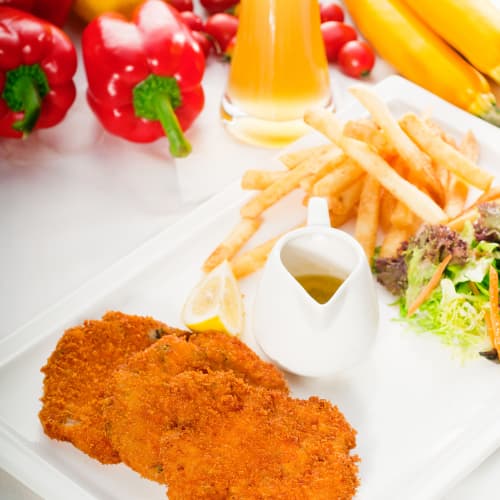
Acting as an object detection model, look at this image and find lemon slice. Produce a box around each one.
[182,260,244,336]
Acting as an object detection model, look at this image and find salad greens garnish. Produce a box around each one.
[374,203,500,361]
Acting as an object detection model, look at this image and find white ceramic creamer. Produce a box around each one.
[253,197,379,377]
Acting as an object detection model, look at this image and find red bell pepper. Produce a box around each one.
[82,0,205,158]
[0,0,73,26]
[0,7,77,138]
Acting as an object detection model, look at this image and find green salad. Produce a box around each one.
[374,202,500,361]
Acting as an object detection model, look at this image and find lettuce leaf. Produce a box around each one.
[401,278,490,356]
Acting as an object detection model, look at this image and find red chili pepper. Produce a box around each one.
[0,0,73,26]
[0,7,77,138]
[82,0,205,158]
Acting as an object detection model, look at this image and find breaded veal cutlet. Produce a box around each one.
[158,370,359,500]
[104,330,289,482]
[39,311,184,463]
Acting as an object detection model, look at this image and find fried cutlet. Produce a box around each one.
[104,330,289,482]
[39,311,183,463]
[159,370,358,500]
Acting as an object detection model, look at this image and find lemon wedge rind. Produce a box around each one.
[182,260,244,336]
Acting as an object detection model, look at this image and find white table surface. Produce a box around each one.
[2,3,500,499]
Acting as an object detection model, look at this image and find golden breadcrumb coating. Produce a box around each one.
[39,311,183,463]
[159,371,359,500]
[105,330,289,481]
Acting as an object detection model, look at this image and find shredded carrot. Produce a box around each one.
[488,265,500,353]
[407,254,452,317]
[484,310,496,348]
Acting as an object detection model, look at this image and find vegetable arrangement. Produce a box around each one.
[375,208,500,361]
[3,0,500,149]
[343,0,500,126]
[0,0,210,157]
[0,0,380,149]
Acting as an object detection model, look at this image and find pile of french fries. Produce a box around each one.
[203,86,496,280]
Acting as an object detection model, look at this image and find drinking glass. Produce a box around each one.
[220,0,333,148]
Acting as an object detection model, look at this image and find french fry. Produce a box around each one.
[390,199,415,229]
[423,117,458,148]
[422,117,469,217]
[386,157,426,230]
[459,130,480,163]
[304,109,447,224]
[300,147,346,195]
[475,186,500,204]
[278,144,333,169]
[444,132,478,217]
[446,187,500,230]
[241,170,286,190]
[355,175,381,259]
[400,113,494,191]
[447,207,478,231]
[230,224,305,279]
[388,162,423,234]
[240,147,344,218]
[349,86,444,203]
[230,234,282,279]
[311,159,364,197]
[434,163,449,199]
[203,217,261,272]
[387,154,408,176]
[380,225,411,258]
[329,176,364,227]
[299,174,315,193]
[330,209,357,228]
[344,118,397,159]
[379,189,397,233]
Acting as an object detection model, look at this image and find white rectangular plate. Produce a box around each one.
[2,76,500,500]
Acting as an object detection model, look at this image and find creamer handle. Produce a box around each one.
[307,197,331,227]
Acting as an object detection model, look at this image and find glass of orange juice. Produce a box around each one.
[220,0,333,148]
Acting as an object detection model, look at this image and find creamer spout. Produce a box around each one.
[307,197,331,227]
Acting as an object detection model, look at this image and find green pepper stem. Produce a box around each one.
[11,76,42,136]
[154,94,192,158]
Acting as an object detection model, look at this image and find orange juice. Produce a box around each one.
[221,0,332,147]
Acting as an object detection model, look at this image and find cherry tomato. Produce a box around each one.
[321,21,357,63]
[338,40,376,77]
[167,0,193,11]
[204,13,239,54]
[180,11,204,31]
[200,0,239,14]
[320,1,344,23]
[191,30,212,58]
